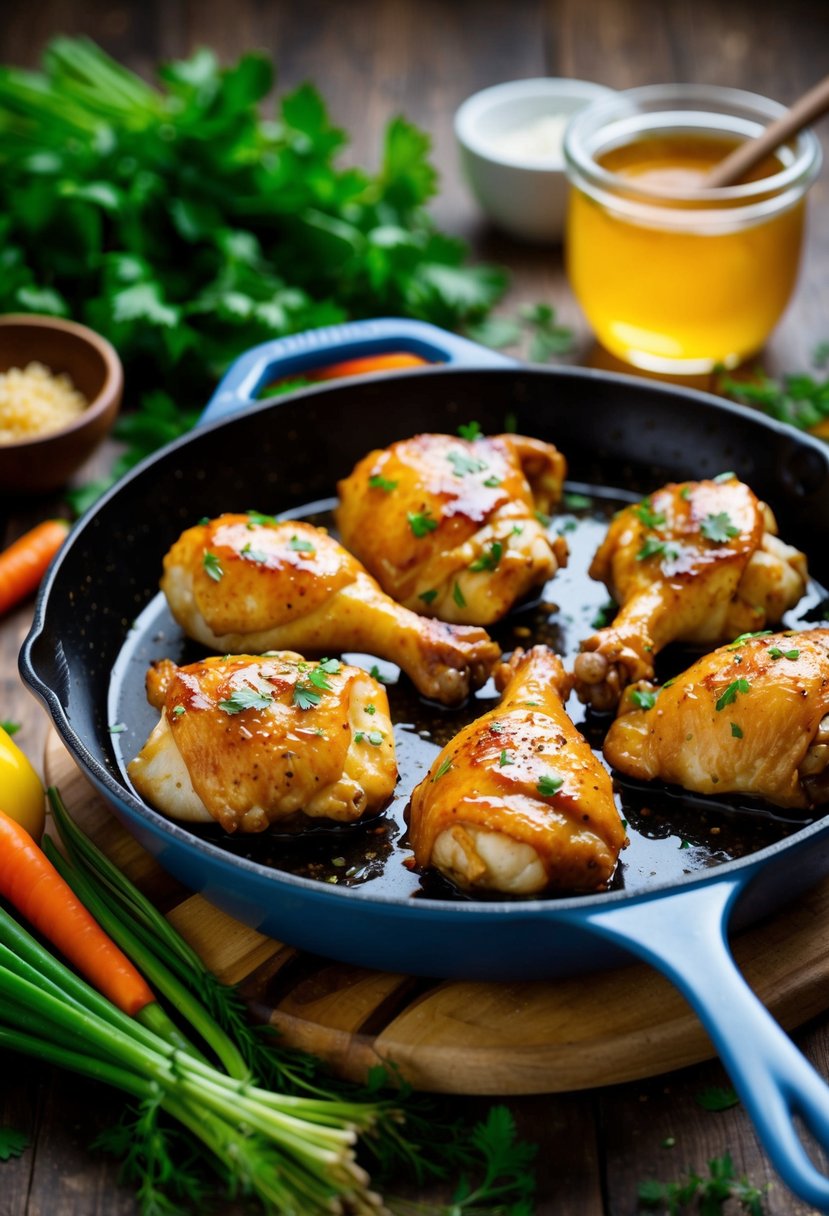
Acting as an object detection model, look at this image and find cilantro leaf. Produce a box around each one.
[419,589,438,604]
[456,420,481,440]
[701,511,740,544]
[630,689,658,710]
[0,1127,30,1162]
[636,537,678,563]
[289,535,315,553]
[469,541,502,572]
[634,498,667,529]
[293,684,323,711]
[408,510,438,538]
[537,774,563,797]
[726,630,773,649]
[368,474,398,493]
[499,749,515,767]
[447,449,488,477]
[768,646,800,660]
[716,678,751,711]
[218,686,274,714]
[246,510,281,527]
[731,722,744,739]
[202,551,223,582]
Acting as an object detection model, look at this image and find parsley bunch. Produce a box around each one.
[719,344,829,434]
[0,37,506,409]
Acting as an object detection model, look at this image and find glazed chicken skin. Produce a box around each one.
[161,515,501,706]
[128,652,397,832]
[335,432,569,625]
[604,629,829,810]
[408,646,626,895]
[574,476,807,710]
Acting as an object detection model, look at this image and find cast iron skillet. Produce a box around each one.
[20,318,829,1208]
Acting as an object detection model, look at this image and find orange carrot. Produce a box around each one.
[0,807,156,1016]
[0,519,70,617]
[309,352,428,380]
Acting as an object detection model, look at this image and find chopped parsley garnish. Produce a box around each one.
[368,473,398,492]
[636,537,678,563]
[219,686,274,714]
[0,721,20,736]
[317,657,341,674]
[456,420,482,440]
[768,646,800,660]
[354,730,384,746]
[483,475,502,488]
[715,678,751,711]
[726,630,772,649]
[679,484,692,500]
[630,689,658,711]
[172,705,186,718]
[592,600,617,629]
[511,523,524,536]
[240,542,268,562]
[407,510,438,537]
[731,722,743,738]
[634,499,667,529]
[534,510,551,527]
[419,589,438,604]
[108,723,126,734]
[369,664,390,683]
[0,1127,30,1162]
[453,581,467,608]
[563,491,593,510]
[202,550,223,581]
[700,511,740,544]
[246,509,280,526]
[713,471,736,483]
[695,1086,740,1112]
[447,449,488,477]
[292,685,322,711]
[431,756,453,782]
[499,749,515,767]
[537,774,563,797]
[197,515,210,525]
[469,541,503,572]
[365,703,376,715]
[490,721,504,734]
[289,535,315,553]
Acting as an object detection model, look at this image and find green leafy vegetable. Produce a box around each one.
[293,684,323,711]
[289,535,315,553]
[0,721,21,737]
[768,647,800,660]
[716,679,751,711]
[355,730,384,746]
[240,542,268,563]
[521,303,574,361]
[537,774,563,797]
[634,498,667,529]
[563,491,593,510]
[731,722,743,739]
[432,756,453,782]
[456,421,481,440]
[721,358,829,433]
[591,600,617,630]
[408,511,438,537]
[696,1085,740,1112]
[637,537,679,563]
[201,551,223,582]
[447,449,488,477]
[369,474,398,493]
[469,541,502,572]
[452,581,467,608]
[630,689,658,711]
[499,749,515,768]
[0,1126,29,1162]
[419,589,438,604]
[701,512,740,543]
[638,1152,765,1215]
[726,631,772,649]
[246,510,280,527]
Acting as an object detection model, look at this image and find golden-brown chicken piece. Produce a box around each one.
[335,432,569,625]
[161,515,501,706]
[128,652,397,832]
[408,646,626,895]
[574,476,808,710]
[604,629,829,809]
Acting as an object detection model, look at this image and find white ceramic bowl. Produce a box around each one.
[454,77,615,243]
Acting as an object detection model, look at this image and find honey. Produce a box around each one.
[563,86,821,373]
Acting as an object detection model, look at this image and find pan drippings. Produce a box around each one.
[108,488,828,902]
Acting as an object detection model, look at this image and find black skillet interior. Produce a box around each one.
[25,364,829,907]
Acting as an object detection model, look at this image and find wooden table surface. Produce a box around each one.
[3,1,829,1213]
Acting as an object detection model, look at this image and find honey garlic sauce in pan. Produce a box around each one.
[108,488,829,903]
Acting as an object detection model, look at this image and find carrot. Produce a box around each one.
[0,519,70,617]
[309,352,428,380]
[0,806,156,1016]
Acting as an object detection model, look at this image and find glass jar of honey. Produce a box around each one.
[563,85,822,373]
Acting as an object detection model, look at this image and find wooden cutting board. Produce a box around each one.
[45,733,829,1095]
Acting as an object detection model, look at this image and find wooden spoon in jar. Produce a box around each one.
[704,73,829,189]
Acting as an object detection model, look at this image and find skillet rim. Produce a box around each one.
[20,360,829,918]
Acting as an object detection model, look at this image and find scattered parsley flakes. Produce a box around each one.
[634,498,667,529]
[636,536,678,563]
[354,730,384,746]
[499,749,515,767]
[730,722,743,738]
[202,550,223,581]
[537,774,563,797]
[453,581,467,608]
[172,705,186,718]
[419,589,438,604]
[108,723,126,734]
[0,1127,30,1162]
[715,678,750,711]
[240,542,268,562]
[219,686,275,714]
[638,1151,765,1214]
[289,535,315,553]
[0,721,21,736]
[591,599,617,630]
[563,491,593,510]
[368,473,398,492]
[407,510,438,537]
[447,449,488,477]
[456,420,482,440]
[197,515,210,525]
[679,484,692,500]
[713,471,736,483]
[701,511,740,544]
[246,509,280,526]
[431,755,453,782]
[469,540,503,572]
[768,646,800,660]
[483,475,502,488]
[292,684,322,711]
[726,630,773,649]
[490,721,504,734]
[369,664,390,683]
[534,510,551,527]
[511,523,524,535]
[365,703,376,715]
[630,689,658,711]
[317,657,341,674]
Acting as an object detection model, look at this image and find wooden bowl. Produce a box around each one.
[0,314,123,496]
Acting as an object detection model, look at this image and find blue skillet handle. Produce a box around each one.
[199,317,515,426]
[559,878,829,1211]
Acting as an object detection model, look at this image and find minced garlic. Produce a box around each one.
[0,361,88,444]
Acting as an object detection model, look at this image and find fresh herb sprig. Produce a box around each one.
[638,1151,766,1214]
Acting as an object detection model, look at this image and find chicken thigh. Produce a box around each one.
[335,432,568,625]
[604,629,829,809]
[573,476,807,710]
[161,515,501,706]
[408,646,626,895]
[128,652,397,832]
